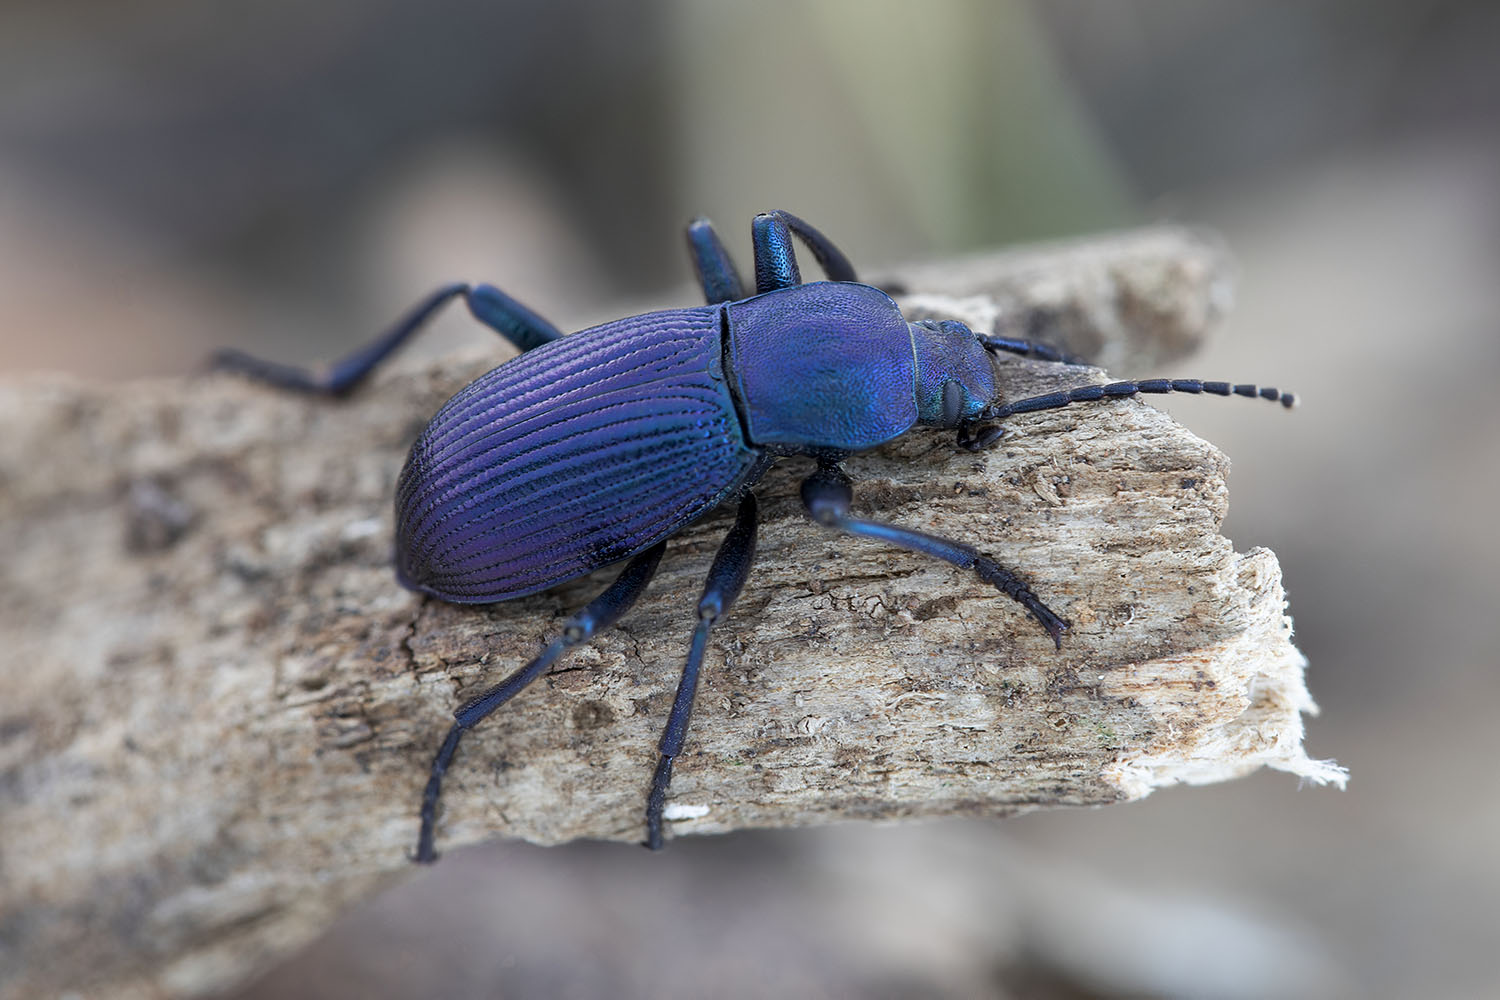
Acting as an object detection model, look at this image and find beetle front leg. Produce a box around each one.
[956,423,1006,452]
[799,465,1068,649]
[414,541,666,863]
[212,282,564,396]
[976,333,1087,366]
[644,494,759,850]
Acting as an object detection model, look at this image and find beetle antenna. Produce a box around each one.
[959,378,1294,451]
[982,378,1296,422]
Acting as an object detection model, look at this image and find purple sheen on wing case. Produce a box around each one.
[395,306,758,602]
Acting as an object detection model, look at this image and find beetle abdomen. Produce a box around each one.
[395,307,758,602]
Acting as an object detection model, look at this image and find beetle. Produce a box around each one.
[214,210,1294,862]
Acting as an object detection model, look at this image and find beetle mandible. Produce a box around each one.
[214,210,1294,861]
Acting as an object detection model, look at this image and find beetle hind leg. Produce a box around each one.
[212,282,564,396]
[799,465,1067,649]
[645,495,759,850]
[413,541,665,863]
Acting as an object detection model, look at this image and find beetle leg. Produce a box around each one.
[644,495,759,850]
[461,282,566,351]
[772,210,859,282]
[751,210,859,293]
[751,213,802,292]
[686,217,747,304]
[956,423,1006,452]
[212,282,564,396]
[414,541,666,863]
[977,333,1087,366]
[799,465,1068,649]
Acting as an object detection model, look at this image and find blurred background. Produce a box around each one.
[3,0,1496,996]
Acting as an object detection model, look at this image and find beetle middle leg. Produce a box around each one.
[414,541,666,863]
[644,494,759,849]
[685,217,748,304]
[212,282,564,396]
[799,463,1068,649]
[751,210,860,293]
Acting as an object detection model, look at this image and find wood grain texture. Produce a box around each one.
[0,226,1342,1000]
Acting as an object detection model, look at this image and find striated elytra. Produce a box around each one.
[214,210,1294,861]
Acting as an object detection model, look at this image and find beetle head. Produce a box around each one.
[910,319,998,428]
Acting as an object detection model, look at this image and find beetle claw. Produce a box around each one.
[957,423,1005,451]
[1035,608,1070,651]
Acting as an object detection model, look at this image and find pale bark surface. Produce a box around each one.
[0,227,1342,1000]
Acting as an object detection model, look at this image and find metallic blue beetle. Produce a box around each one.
[215,211,1293,861]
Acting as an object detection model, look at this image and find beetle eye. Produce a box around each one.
[941,379,964,427]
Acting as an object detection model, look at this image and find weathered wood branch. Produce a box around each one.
[0,227,1342,1000]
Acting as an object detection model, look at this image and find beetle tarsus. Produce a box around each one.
[414,725,466,863]
[973,557,1069,650]
[957,423,1005,451]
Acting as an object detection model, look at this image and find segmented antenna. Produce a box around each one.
[983,378,1296,422]
[956,377,1295,452]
